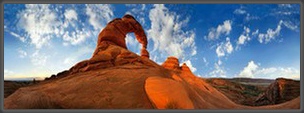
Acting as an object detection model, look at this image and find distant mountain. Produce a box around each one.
[205,77,300,106]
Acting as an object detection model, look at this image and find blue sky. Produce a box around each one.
[4,4,300,80]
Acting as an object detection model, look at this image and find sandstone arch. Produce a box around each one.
[93,14,149,58]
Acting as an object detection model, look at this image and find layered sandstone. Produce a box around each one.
[161,56,180,70]
[254,78,300,106]
[93,14,149,59]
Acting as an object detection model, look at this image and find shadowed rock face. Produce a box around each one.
[254,78,300,106]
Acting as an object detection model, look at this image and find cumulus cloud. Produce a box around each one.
[148,4,197,59]
[237,26,251,49]
[255,67,300,80]
[238,60,259,78]
[205,20,232,40]
[258,20,283,44]
[85,4,113,31]
[237,61,300,79]
[216,37,233,58]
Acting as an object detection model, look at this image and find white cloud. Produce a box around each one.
[148,4,197,59]
[258,20,283,44]
[237,35,247,45]
[255,67,300,80]
[183,60,197,72]
[30,50,48,66]
[17,49,27,58]
[216,37,233,58]
[217,60,222,66]
[252,29,259,36]
[237,60,300,79]
[238,60,259,78]
[216,45,225,57]
[85,4,113,31]
[17,4,59,49]
[205,20,232,40]
[282,20,298,31]
[151,55,162,65]
[10,32,26,42]
[62,29,92,46]
[209,63,226,78]
[225,37,233,54]
[234,8,246,15]
[64,9,78,21]
[237,26,251,46]
[16,4,101,48]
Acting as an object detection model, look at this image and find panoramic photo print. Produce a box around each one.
[4,4,300,109]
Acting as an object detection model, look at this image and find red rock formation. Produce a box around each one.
[69,41,157,74]
[181,63,191,72]
[161,56,180,70]
[68,15,150,74]
[254,78,300,106]
[93,14,149,58]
